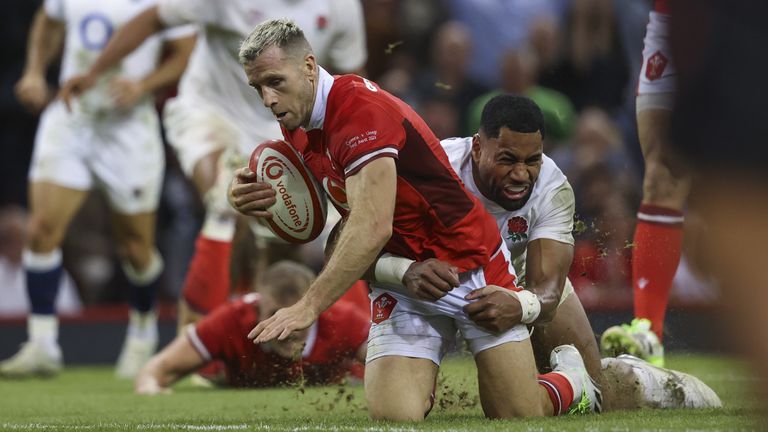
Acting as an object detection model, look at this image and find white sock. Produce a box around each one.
[201,213,236,242]
[201,187,237,242]
[126,310,158,341]
[28,314,59,352]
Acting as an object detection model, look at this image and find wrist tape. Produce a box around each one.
[374,253,415,285]
[504,289,542,324]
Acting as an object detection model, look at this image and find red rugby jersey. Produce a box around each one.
[283,74,503,272]
[188,293,369,388]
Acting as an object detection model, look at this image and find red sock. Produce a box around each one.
[538,372,575,416]
[632,204,684,340]
[181,236,232,314]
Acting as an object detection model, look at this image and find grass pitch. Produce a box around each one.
[0,354,763,431]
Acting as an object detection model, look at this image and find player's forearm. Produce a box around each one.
[134,355,180,393]
[525,240,572,322]
[138,35,195,95]
[303,158,397,314]
[136,336,203,393]
[525,277,563,322]
[23,9,64,77]
[303,214,391,314]
[89,7,165,77]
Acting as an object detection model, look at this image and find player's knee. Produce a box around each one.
[117,237,152,270]
[366,384,431,422]
[192,151,223,197]
[483,400,547,419]
[27,215,64,252]
[367,399,427,422]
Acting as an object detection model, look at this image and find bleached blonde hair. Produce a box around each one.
[239,18,312,64]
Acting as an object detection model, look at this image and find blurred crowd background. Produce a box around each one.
[0,0,718,316]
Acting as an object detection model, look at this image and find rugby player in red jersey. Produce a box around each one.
[135,261,369,394]
[229,19,601,420]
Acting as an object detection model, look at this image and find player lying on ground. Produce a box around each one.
[229,19,602,420]
[369,94,721,410]
[1,0,194,379]
[135,261,369,394]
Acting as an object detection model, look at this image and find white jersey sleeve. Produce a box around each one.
[327,0,367,72]
[43,0,65,20]
[157,0,214,27]
[441,136,473,175]
[159,23,197,41]
[528,180,575,246]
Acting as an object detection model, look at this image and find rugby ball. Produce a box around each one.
[249,140,327,244]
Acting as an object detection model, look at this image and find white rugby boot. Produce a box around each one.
[550,344,603,414]
[115,311,158,379]
[601,318,665,367]
[617,354,722,409]
[0,341,62,378]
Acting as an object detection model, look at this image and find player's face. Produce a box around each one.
[244,45,317,131]
[258,290,310,360]
[471,127,543,211]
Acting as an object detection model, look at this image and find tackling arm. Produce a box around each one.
[134,334,205,395]
[15,7,65,113]
[524,238,574,322]
[137,34,196,95]
[249,157,397,342]
[111,32,196,109]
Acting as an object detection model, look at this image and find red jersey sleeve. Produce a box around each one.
[328,94,405,177]
[187,301,246,362]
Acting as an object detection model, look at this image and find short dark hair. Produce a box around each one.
[480,94,545,139]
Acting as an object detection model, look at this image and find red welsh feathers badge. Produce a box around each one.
[372,293,397,324]
[645,51,668,81]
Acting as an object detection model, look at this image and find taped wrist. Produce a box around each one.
[374,253,415,285]
[504,289,542,324]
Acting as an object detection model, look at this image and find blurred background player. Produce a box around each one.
[134,261,369,394]
[600,0,679,367]
[0,0,195,378]
[58,0,367,332]
[373,94,720,411]
[668,0,768,415]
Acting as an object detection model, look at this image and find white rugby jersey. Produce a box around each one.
[441,137,575,282]
[157,0,367,144]
[45,0,193,117]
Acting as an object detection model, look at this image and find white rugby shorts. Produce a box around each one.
[162,96,240,178]
[29,101,163,214]
[366,245,530,366]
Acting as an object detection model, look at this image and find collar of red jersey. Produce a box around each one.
[306,66,334,131]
